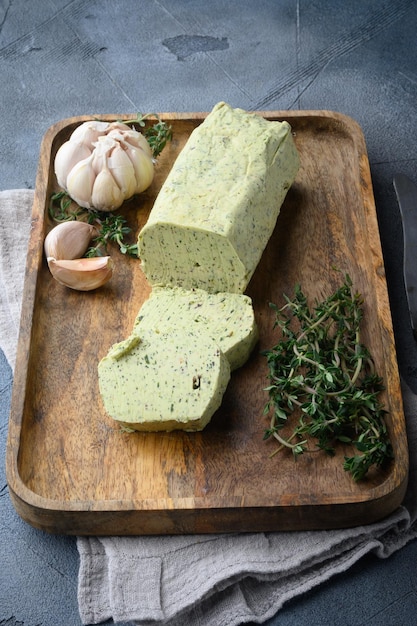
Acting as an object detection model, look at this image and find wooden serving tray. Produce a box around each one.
[6,110,409,535]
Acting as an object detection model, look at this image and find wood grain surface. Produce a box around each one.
[6,110,409,535]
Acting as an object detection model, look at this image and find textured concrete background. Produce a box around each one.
[1,1,417,624]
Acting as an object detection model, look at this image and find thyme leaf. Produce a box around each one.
[120,112,173,158]
[262,274,393,481]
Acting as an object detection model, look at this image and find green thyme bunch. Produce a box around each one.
[262,274,393,481]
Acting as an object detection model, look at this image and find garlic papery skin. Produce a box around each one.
[44,221,98,260]
[47,256,114,291]
[69,120,111,146]
[54,119,154,211]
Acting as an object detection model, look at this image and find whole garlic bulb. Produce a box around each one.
[54,120,154,211]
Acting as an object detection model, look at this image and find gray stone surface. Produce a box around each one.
[1,0,417,624]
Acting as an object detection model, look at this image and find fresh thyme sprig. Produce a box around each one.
[48,190,84,222]
[86,213,138,257]
[48,192,138,257]
[262,274,393,481]
[121,112,173,158]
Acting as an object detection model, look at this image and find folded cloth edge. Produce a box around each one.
[77,503,416,625]
[0,189,35,372]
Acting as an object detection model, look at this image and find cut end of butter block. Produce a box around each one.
[133,285,259,371]
[138,101,300,294]
[98,327,231,432]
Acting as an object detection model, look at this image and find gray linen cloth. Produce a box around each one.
[1,189,417,626]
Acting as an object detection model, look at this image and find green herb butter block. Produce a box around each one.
[138,101,299,294]
[98,327,231,432]
[133,286,258,371]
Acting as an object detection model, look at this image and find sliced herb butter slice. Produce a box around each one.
[98,327,231,432]
[133,286,258,371]
[138,101,299,294]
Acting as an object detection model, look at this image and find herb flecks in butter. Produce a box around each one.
[138,101,299,294]
[132,285,258,371]
[98,327,231,432]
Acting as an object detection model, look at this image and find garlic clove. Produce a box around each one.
[109,130,154,193]
[54,140,92,189]
[66,154,96,209]
[91,168,124,212]
[44,221,98,260]
[125,146,154,193]
[47,256,114,291]
[133,132,153,158]
[107,144,137,198]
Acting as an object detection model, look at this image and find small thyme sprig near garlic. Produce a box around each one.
[120,113,173,158]
[262,274,393,482]
[85,213,138,257]
[48,190,85,222]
